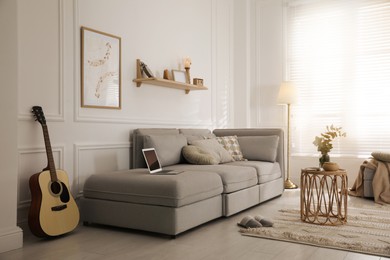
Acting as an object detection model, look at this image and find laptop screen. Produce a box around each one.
[142,148,162,173]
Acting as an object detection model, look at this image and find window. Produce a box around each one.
[286,0,390,157]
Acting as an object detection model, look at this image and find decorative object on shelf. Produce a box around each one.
[172,70,188,83]
[163,69,171,80]
[322,162,340,171]
[183,57,192,84]
[193,78,203,86]
[140,61,154,78]
[313,125,346,168]
[80,27,121,109]
[133,59,208,94]
[277,81,298,189]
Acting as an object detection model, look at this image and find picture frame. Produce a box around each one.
[81,27,121,109]
[172,70,188,84]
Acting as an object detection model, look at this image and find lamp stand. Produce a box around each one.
[284,103,298,189]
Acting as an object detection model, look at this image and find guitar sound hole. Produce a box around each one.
[50,181,62,195]
[59,182,70,203]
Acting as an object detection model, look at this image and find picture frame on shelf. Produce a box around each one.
[172,70,188,84]
[81,26,121,109]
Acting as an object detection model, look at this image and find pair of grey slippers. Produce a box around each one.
[237,215,274,228]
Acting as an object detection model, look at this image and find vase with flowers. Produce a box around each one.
[313,125,346,168]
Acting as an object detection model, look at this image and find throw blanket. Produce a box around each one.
[349,159,390,204]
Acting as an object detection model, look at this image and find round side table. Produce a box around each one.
[300,168,348,225]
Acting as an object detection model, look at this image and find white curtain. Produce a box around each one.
[286,0,390,157]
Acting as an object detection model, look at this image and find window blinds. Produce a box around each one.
[286,0,390,157]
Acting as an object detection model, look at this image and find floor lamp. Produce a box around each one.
[277,81,298,189]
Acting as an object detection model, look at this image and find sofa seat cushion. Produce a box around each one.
[226,161,282,184]
[166,164,258,193]
[83,169,223,208]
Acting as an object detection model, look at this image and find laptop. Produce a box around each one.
[142,148,182,175]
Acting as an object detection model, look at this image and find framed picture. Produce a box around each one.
[172,70,188,83]
[81,27,121,109]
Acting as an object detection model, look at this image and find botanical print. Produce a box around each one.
[87,42,112,67]
[81,27,121,109]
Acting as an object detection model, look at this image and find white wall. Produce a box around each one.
[0,0,23,253]
[15,0,234,232]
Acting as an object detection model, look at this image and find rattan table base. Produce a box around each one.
[300,168,348,225]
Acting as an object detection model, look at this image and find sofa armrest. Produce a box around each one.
[213,128,285,179]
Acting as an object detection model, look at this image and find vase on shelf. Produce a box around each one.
[319,153,330,168]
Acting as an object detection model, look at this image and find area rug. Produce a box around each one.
[239,206,390,257]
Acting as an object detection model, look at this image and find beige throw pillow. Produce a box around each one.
[189,139,234,164]
[371,151,390,162]
[182,145,219,165]
[216,135,245,161]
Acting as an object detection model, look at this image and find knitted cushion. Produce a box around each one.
[182,145,219,165]
[216,135,245,161]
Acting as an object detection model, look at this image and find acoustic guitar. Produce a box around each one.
[29,106,79,237]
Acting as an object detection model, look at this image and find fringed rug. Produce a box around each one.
[239,206,390,257]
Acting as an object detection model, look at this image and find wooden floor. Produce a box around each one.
[2,190,389,260]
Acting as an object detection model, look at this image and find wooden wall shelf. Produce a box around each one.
[133,59,208,94]
[133,77,207,94]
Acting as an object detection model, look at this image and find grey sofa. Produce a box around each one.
[80,128,285,236]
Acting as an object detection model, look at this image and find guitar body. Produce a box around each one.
[28,169,79,237]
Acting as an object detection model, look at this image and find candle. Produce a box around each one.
[184,57,192,69]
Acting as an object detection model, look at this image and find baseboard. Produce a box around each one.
[0,226,23,253]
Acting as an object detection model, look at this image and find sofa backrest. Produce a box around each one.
[132,128,179,169]
[213,128,285,180]
[131,128,213,169]
[131,128,285,179]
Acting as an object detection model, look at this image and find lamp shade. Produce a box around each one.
[277,81,297,105]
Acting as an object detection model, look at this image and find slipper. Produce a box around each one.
[237,216,262,228]
[254,215,274,227]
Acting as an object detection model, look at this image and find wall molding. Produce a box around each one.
[211,0,234,128]
[74,114,214,127]
[18,0,65,122]
[255,0,263,126]
[73,142,130,196]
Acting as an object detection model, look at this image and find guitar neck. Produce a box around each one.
[41,124,58,182]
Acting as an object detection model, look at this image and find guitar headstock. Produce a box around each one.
[32,106,46,125]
